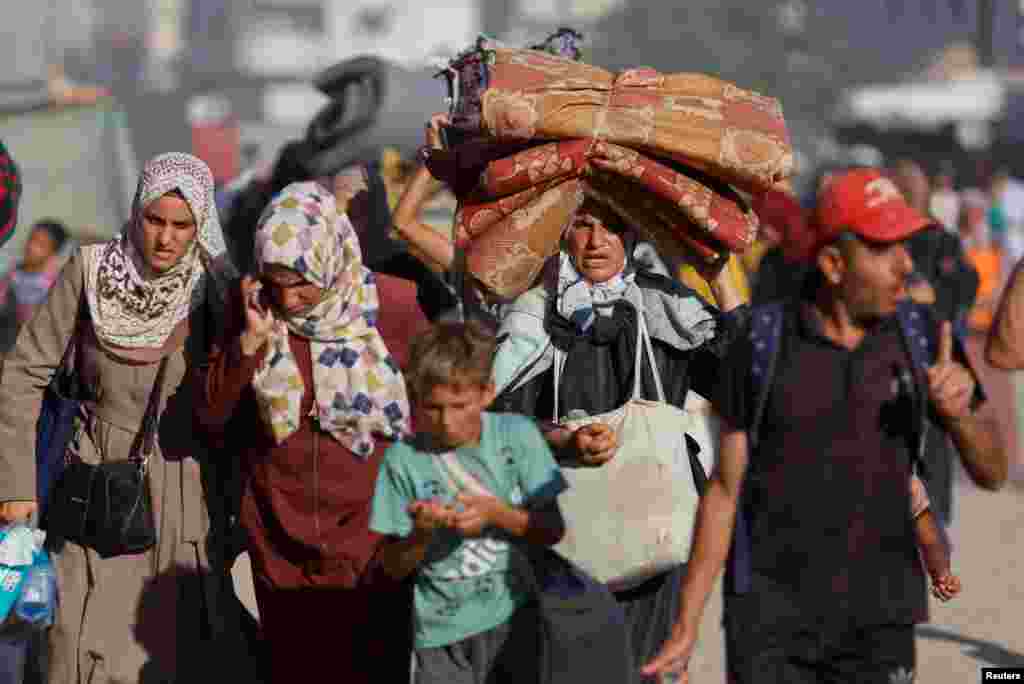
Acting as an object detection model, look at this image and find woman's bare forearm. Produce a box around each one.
[392,165,455,272]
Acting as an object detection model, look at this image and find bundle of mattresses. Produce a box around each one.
[425,32,795,299]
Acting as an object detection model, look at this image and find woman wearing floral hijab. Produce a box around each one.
[0,153,241,683]
[195,181,414,684]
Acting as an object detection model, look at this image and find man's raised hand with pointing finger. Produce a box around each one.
[927,321,975,423]
[924,320,1007,490]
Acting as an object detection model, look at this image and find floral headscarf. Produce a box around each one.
[82,152,235,351]
[252,181,410,457]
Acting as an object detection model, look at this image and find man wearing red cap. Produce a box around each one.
[644,168,1006,684]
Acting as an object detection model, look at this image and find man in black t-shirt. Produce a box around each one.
[643,169,1006,684]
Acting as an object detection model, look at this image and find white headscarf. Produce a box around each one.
[555,215,639,333]
[81,153,235,350]
[556,252,636,333]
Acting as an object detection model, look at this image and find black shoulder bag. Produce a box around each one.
[46,357,168,558]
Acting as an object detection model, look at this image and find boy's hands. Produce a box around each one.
[408,500,456,534]
[408,495,509,537]
[931,572,962,602]
[451,493,506,537]
[408,490,512,538]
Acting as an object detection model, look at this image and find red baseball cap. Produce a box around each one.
[807,168,931,261]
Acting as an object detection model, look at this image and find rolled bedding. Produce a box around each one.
[427,37,795,299]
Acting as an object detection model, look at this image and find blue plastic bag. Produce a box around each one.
[0,562,24,623]
[9,553,56,631]
[0,526,56,637]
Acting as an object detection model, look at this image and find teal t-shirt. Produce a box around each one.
[370,412,567,649]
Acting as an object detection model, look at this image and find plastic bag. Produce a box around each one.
[0,525,56,637]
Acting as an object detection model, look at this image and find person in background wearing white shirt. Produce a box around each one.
[929,162,960,234]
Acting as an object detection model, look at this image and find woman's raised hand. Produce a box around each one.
[425,113,450,151]
[699,253,744,312]
[239,275,275,357]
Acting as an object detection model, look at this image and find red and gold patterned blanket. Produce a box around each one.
[428,44,795,299]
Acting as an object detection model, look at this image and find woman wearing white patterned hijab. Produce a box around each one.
[0,153,251,683]
[81,152,235,356]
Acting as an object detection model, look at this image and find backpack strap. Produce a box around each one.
[895,301,934,379]
[726,301,785,596]
[895,301,936,480]
[748,302,785,451]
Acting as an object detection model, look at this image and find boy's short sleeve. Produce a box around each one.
[506,415,568,507]
[369,445,416,538]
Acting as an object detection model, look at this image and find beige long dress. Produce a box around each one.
[0,251,245,684]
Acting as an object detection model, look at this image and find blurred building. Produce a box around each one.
[325,0,478,66]
[481,0,624,47]
[230,0,479,79]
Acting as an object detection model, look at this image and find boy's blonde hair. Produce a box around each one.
[405,320,497,400]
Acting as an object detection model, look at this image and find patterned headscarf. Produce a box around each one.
[251,181,410,457]
[0,140,22,248]
[82,153,235,351]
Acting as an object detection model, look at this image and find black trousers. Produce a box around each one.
[724,584,916,684]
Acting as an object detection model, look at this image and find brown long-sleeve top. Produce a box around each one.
[195,274,429,590]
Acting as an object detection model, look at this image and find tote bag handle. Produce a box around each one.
[552,306,665,422]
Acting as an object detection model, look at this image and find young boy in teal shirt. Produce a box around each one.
[370,321,567,684]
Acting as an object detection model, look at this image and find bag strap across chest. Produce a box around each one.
[551,305,664,423]
[128,357,170,467]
